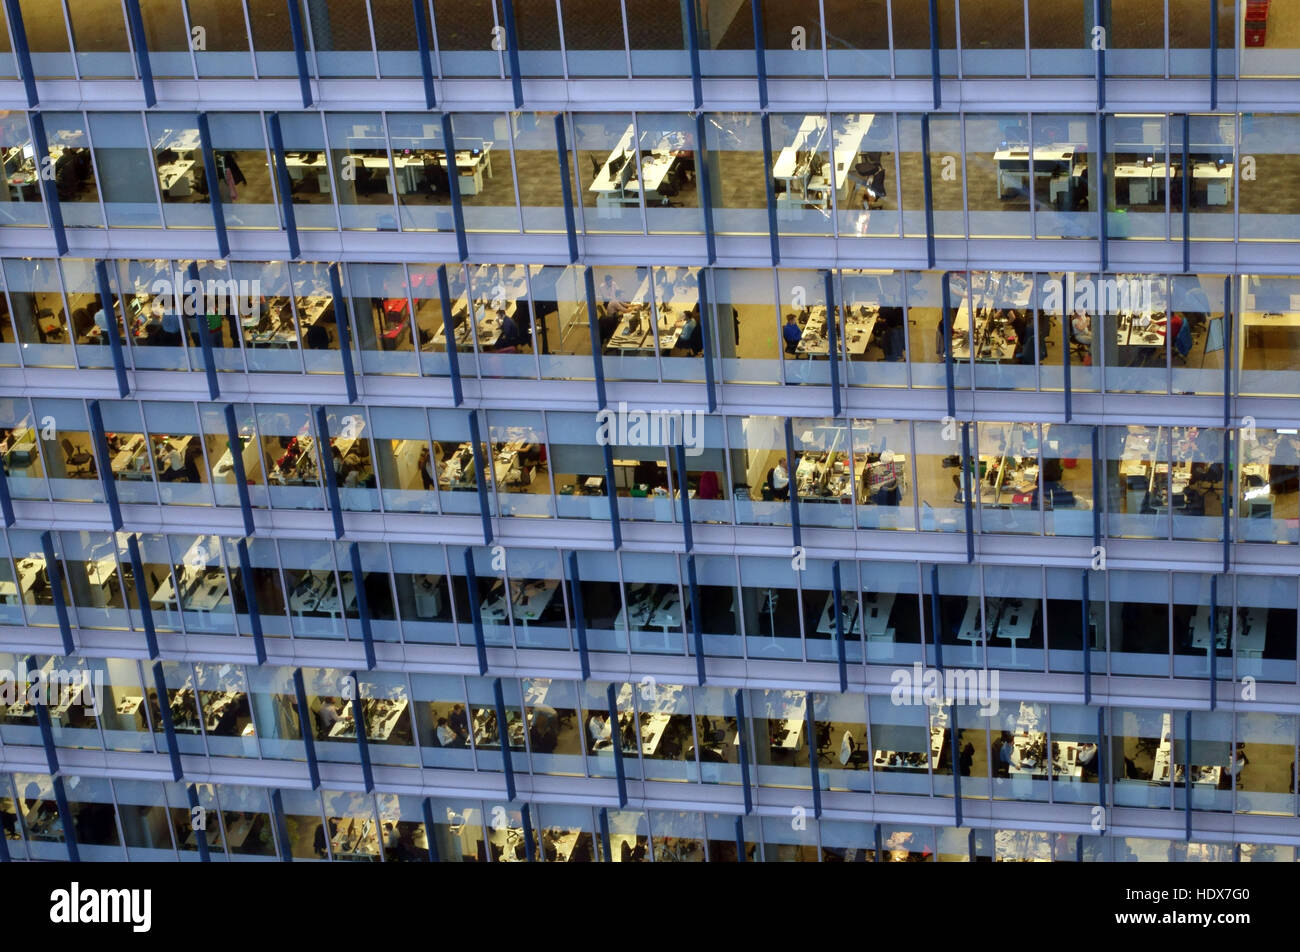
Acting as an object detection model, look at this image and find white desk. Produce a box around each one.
[816,591,858,636]
[328,697,409,742]
[993,147,1081,201]
[1189,605,1266,657]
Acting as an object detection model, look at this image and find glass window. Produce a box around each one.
[214,783,277,857]
[636,115,702,236]
[466,262,538,379]
[1027,0,1094,77]
[139,0,196,78]
[573,113,645,234]
[834,114,898,237]
[825,0,889,77]
[533,264,595,381]
[18,0,73,78]
[144,114,208,228]
[702,113,766,235]
[967,115,1031,238]
[449,112,517,232]
[275,113,337,229]
[711,267,778,385]
[740,555,800,659]
[1239,274,1300,397]
[247,0,299,75]
[429,407,486,517]
[245,666,304,761]
[1108,1,1164,77]
[186,0,255,77]
[813,691,870,792]
[374,792,431,862]
[1240,116,1299,240]
[88,112,161,228]
[790,417,855,527]
[409,673,473,769]
[511,112,566,233]
[32,398,99,502]
[1234,572,1298,686]
[892,0,954,77]
[42,113,102,228]
[982,565,1044,672]
[0,397,47,500]
[1046,567,1104,674]
[280,541,345,640]
[1177,115,1235,241]
[4,258,73,367]
[305,0,377,77]
[1236,712,1297,817]
[560,0,626,76]
[1048,702,1102,803]
[325,113,396,230]
[913,419,967,533]
[434,0,504,77]
[207,113,277,229]
[382,113,451,232]
[277,788,326,860]
[0,112,46,226]
[1108,570,1170,677]
[258,404,325,510]
[960,0,1024,76]
[485,409,551,518]
[625,0,687,76]
[537,803,597,862]
[729,414,792,527]
[696,0,753,77]
[115,779,174,859]
[618,551,684,656]
[1106,114,1170,240]
[770,113,833,237]
[568,548,625,652]
[347,262,416,374]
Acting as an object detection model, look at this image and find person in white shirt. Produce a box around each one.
[768,456,790,501]
[436,717,457,747]
[318,699,341,734]
[159,445,186,481]
[588,712,612,750]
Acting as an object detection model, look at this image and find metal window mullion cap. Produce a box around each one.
[567,551,591,681]
[27,113,68,255]
[222,405,256,537]
[412,0,437,109]
[606,682,627,808]
[287,0,313,108]
[86,400,122,532]
[493,677,516,802]
[123,0,157,107]
[186,262,220,400]
[326,263,359,403]
[291,668,321,790]
[93,260,130,397]
[350,669,375,793]
[313,405,345,539]
[236,538,266,665]
[150,660,184,781]
[39,531,75,656]
[348,542,376,670]
[196,113,230,258]
[266,114,301,260]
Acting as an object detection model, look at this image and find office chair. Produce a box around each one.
[61,438,94,477]
[816,723,834,764]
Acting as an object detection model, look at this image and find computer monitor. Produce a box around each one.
[21,143,34,162]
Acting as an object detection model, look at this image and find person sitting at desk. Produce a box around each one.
[605,289,631,318]
[418,446,437,491]
[782,313,802,354]
[767,456,791,501]
[600,274,623,310]
[448,702,469,741]
[435,716,458,747]
[317,698,341,735]
[677,309,701,356]
[696,470,720,500]
[1069,311,1092,346]
[155,307,183,348]
[587,711,612,751]
[493,309,523,352]
[158,444,186,482]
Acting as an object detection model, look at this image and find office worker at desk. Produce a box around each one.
[436,717,458,747]
[318,698,341,734]
[600,274,623,310]
[588,711,612,750]
[782,313,802,354]
[768,457,791,501]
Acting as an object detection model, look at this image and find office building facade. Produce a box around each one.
[0,0,1296,862]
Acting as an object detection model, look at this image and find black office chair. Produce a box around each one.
[589,154,602,180]
[61,438,94,477]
